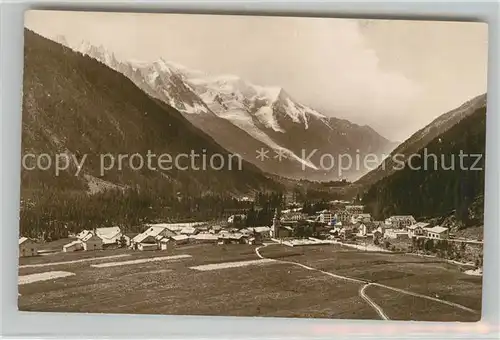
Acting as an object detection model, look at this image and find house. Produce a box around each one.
[407,222,430,238]
[345,205,364,215]
[81,233,103,251]
[209,225,222,234]
[122,233,139,246]
[138,243,158,251]
[356,223,368,237]
[253,226,271,238]
[384,228,409,240]
[318,210,335,224]
[63,240,83,252]
[19,237,38,257]
[373,227,383,240]
[227,214,246,224]
[385,216,417,229]
[335,210,351,223]
[95,227,122,245]
[180,226,198,236]
[426,226,449,240]
[351,213,372,224]
[159,238,170,250]
[282,211,307,222]
[131,226,176,247]
[171,234,190,245]
[191,233,218,244]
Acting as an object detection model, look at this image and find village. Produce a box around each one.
[17,197,484,321]
[19,199,484,272]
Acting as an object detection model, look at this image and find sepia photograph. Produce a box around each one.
[19,10,487,322]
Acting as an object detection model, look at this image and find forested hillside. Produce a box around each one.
[362,104,486,230]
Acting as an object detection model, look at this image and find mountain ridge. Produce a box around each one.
[61,38,396,181]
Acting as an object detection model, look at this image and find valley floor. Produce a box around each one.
[18,243,482,321]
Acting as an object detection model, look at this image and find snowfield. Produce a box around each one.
[19,254,131,268]
[189,258,276,271]
[91,255,192,268]
[19,271,75,285]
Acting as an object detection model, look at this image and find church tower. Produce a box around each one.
[272,208,281,238]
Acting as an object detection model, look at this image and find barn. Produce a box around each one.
[19,237,38,257]
[81,233,103,251]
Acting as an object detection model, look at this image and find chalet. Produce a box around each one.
[209,225,222,234]
[122,233,139,246]
[63,240,83,252]
[426,226,449,240]
[190,233,218,244]
[81,233,103,251]
[372,227,383,240]
[407,222,430,238]
[385,216,417,229]
[131,226,176,247]
[95,227,122,245]
[180,226,198,236]
[252,226,271,238]
[384,228,409,240]
[336,210,351,223]
[351,213,372,224]
[138,243,158,251]
[171,234,190,245]
[356,223,368,237]
[282,211,307,222]
[217,232,245,244]
[19,237,38,257]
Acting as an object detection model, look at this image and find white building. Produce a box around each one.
[351,213,372,224]
[426,226,449,240]
[407,222,430,238]
[336,210,351,223]
[19,237,38,257]
[356,224,368,237]
[95,227,122,245]
[385,215,417,229]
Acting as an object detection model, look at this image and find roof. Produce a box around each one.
[427,226,449,234]
[63,240,82,248]
[82,233,102,242]
[19,237,30,245]
[96,227,121,242]
[132,226,174,243]
[180,226,197,235]
[124,233,139,238]
[77,230,92,240]
[172,234,189,241]
[408,222,430,230]
[254,226,271,233]
[389,215,416,220]
[192,233,218,241]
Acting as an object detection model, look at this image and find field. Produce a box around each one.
[18,243,482,321]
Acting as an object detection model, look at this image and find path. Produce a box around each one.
[255,243,479,320]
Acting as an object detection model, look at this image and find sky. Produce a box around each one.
[24,11,488,142]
